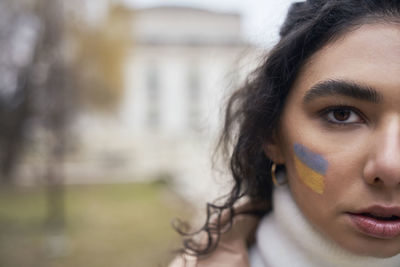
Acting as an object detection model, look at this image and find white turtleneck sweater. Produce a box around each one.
[249,186,400,267]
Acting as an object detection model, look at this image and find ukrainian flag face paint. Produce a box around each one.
[293,143,328,194]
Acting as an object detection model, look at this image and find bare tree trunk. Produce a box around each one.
[0,67,31,184]
[35,0,69,232]
[0,0,35,185]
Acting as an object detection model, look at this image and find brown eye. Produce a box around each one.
[324,107,364,125]
[333,109,351,121]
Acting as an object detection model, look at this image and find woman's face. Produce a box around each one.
[276,22,400,257]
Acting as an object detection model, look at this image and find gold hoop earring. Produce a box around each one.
[271,163,287,186]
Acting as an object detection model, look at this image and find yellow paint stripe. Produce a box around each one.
[294,155,325,194]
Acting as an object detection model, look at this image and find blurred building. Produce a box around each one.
[20,2,263,203]
[122,6,248,135]
[118,6,259,201]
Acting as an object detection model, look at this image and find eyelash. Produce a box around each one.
[319,105,366,126]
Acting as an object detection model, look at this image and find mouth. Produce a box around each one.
[347,206,400,239]
[358,213,400,221]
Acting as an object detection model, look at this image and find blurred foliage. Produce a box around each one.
[0,0,132,183]
[68,5,132,112]
[0,0,74,184]
[0,182,191,267]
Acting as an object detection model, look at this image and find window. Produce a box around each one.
[187,65,201,130]
[146,63,159,129]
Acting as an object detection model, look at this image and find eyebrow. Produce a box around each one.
[303,79,383,104]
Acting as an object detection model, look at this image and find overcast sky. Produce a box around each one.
[121,0,298,47]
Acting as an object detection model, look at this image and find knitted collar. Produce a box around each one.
[252,186,400,267]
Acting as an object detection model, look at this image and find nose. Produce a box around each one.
[363,116,400,189]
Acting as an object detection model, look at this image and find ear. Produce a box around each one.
[262,133,285,164]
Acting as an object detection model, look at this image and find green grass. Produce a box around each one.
[0,182,191,267]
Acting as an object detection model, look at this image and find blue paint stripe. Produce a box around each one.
[294,143,328,174]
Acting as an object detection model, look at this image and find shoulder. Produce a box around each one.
[169,201,266,267]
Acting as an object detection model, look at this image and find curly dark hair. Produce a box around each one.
[175,0,400,257]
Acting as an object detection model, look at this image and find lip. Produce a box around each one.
[347,206,400,239]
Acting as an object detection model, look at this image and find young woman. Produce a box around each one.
[171,0,400,266]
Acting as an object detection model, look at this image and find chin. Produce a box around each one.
[360,250,400,259]
[339,237,400,258]
[364,249,400,259]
